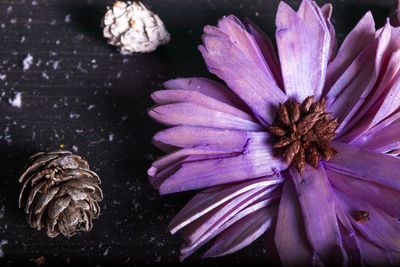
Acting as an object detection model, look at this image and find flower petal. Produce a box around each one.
[335,188,400,253]
[148,102,263,131]
[154,126,268,152]
[324,12,375,92]
[320,3,337,62]
[151,152,238,189]
[298,0,333,75]
[217,16,280,87]
[182,185,278,245]
[202,205,276,258]
[275,179,314,266]
[149,148,222,174]
[369,73,400,127]
[326,141,400,191]
[388,251,400,266]
[167,177,281,234]
[179,192,278,260]
[275,1,330,101]
[158,139,286,194]
[356,236,392,267]
[290,164,345,265]
[334,196,361,265]
[356,120,400,153]
[328,169,400,219]
[349,111,400,148]
[327,23,391,133]
[151,89,256,122]
[264,226,282,267]
[164,78,248,110]
[338,48,400,141]
[148,149,231,188]
[243,18,283,87]
[200,16,287,125]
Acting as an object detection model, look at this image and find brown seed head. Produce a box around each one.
[268,96,338,173]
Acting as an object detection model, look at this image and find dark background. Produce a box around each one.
[0,0,395,266]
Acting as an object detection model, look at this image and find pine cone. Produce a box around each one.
[18,151,103,238]
[102,1,170,54]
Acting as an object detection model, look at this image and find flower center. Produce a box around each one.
[268,96,338,173]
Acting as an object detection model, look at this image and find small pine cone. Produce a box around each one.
[102,1,170,54]
[18,151,103,238]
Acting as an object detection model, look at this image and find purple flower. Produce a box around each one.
[148,0,400,265]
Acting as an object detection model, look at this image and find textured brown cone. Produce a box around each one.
[268,96,338,173]
[18,151,103,238]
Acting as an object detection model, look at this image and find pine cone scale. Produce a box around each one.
[19,154,60,183]
[24,180,47,213]
[32,186,60,214]
[48,196,71,221]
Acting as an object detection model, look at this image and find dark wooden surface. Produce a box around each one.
[0,0,395,266]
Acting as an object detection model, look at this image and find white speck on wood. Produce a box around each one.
[0,240,8,257]
[49,60,61,70]
[3,127,11,144]
[69,113,80,119]
[41,72,49,80]
[0,205,5,219]
[8,92,22,108]
[65,14,71,23]
[22,54,33,71]
[108,133,114,142]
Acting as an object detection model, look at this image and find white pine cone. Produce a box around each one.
[18,151,103,238]
[102,1,171,54]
